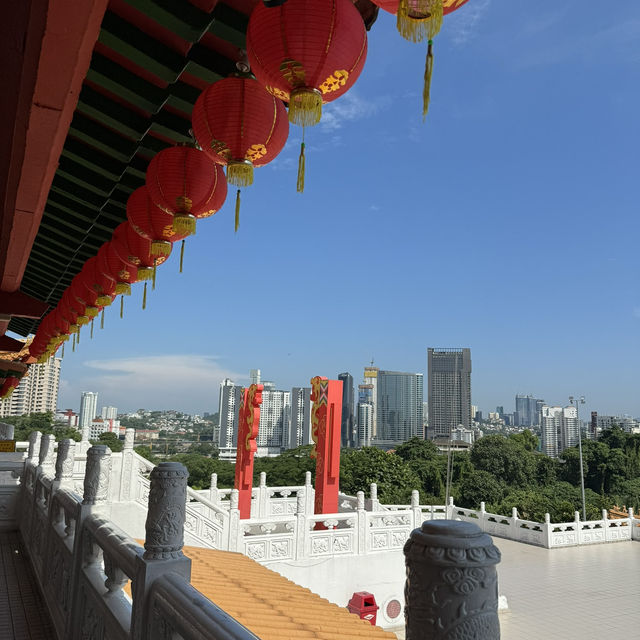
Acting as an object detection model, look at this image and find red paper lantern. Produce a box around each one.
[127,185,192,257]
[102,242,138,296]
[80,257,116,308]
[146,146,227,236]
[368,0,469,116]
[246,0,368,127]
[191,75,289,188]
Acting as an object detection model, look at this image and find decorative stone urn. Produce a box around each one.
[404,520,501,640]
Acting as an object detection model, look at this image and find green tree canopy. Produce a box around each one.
[395,437,439,462]
[457,470,505,509]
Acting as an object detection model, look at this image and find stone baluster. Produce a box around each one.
[543,513,552,548]
[54,439,76,490]
[411,490,421,529]
[79,425,91,454]
[295,488,306,560]
[229,489,241,552]
[124,427,135,450]
[37,434,56,476]
[404,520,501,640]
[82,445,112,507]
[118,428,136,502]
[130,462,191,640]
[27,431,42,463]
[305,471,315,515]
[209,473,219,504]
[629,508,637,541]
[258,471,268,517]
[356,491,366,555]
[574,511,582,544]
[511,507,519,537]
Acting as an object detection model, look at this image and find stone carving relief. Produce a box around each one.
[83,446,112,505]
[247,543,266,560]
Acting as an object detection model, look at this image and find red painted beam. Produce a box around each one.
[0,0,109,294]
[0,290,49,318]
[0,336,26,353]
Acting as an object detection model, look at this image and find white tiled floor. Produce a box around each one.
[498,539,640,638]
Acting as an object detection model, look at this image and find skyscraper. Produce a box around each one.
[427,348,472,437]
[289,387,312,449]
[79,391,98,428]
[101,406,118,420]
[257,386,290,450]
[515,394,544,427]
[357,402,374,447]
[0,357,61,417]
[363,366,378,437]
[338,372,355,448]
[375,370,423,444]
[218,378,242,458]
[541,405,579,458]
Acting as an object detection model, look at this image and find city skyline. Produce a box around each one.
[16,1,638,424]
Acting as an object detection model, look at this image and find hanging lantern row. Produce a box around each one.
[0,360,28,399]
[26,0,469,364]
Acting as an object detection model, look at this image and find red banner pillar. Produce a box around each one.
[310,376,343,515]
[234,383,263,519]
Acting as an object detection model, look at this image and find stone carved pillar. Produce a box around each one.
[356,491,366,555]
[404,520,501,640]
[209,473,219,504]
[295,488,306,560]
[82,445,112,505]
[27,431,42,461]
[228,489,240,552]
[54,439,76,484]
[124,428,135,449]
[0,422,15,440]
[38,434,56,476]
[143,462,188,560]
[79,426,91,455]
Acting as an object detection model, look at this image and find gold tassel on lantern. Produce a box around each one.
[90,319,94,339]
[142,282,147,310]
[96,295,112,307]
[289,88,323,127]
[115,282,131,296]
[137,267,154,282]
[152,261,157,291]
[173,213,196,236]
[297,133,306,194]
[227,160,254,187]
[179,239,185,273]
[72,334,76,352]
[423,40,435,118]
[120,295,124,319]
[77,326,81,345]
[151,240,172,257]
[101,308,105,330]
[397,0,443,43]
[235,189,241,233]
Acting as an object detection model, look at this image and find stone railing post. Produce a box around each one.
[82,445,112,512]
[479,502,486,530]
[295,489,306,560]
[53,439,76,490]
[511,507,519,537]
[228,489,241,552]
[258,472,268,517]
[369,482,379,511]
[131,462,191,640]
[629,508,637,540]
[356,491,367,555]
[209,473,219,504]
[0,421,15,440]
[37,434,56,477]
[404,520,501,640]
[305,471,315,515]
[574,511,582,545]
[118,428,137,502]
[448,496,455,519]
[79,425,91,454]
[411,490,421,529]
[27,430,42,463]
[543,513,552,548]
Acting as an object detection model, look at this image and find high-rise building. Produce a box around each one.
[541,405,579,458]
[0,357,61,417]
[79,392,98,428]
[515,395,544,427]
[338,372,355,448]
[357,402,374,447]
[257,387,290,451]
[250,369,261,385]
[375,370,423,445]
[101,406,118,420]
[289,387,312,449]
[218,379,242,458]
[363,366,379,437]
[427,348,472,437]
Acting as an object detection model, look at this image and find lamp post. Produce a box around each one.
[569,395,587,521]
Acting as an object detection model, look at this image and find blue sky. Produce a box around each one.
[43,0,640,418]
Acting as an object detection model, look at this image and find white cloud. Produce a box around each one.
[320,92,392,132]
[447,0,491,46]
[61,355,245,414]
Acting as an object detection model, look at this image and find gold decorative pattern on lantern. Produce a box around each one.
[279,58,306,88]
[210,138,231,160]
[266,86,289,101]
[319,70,349,94]
[245,144,267,162]
[162,224,176,239]
[175,195,192,212]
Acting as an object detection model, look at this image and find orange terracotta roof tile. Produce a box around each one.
[181,544,397,640]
